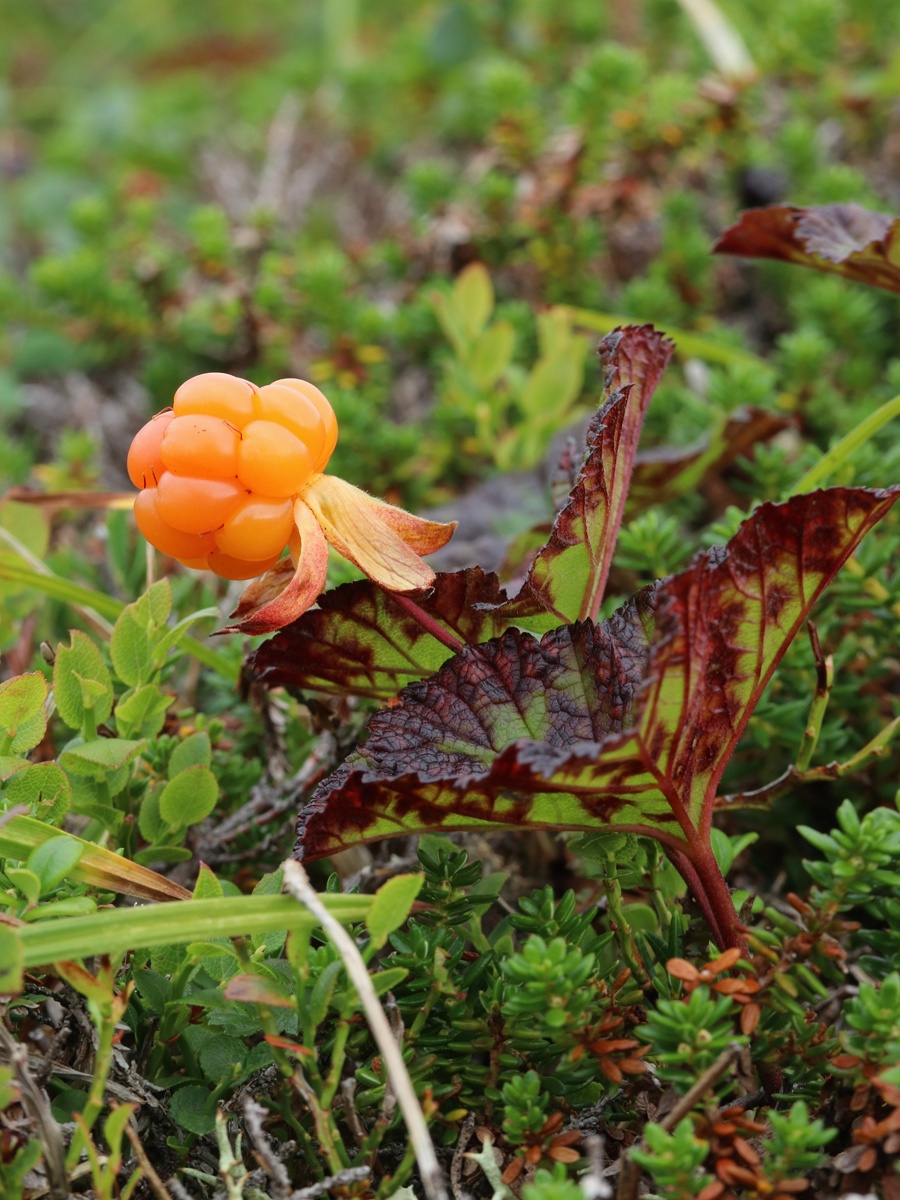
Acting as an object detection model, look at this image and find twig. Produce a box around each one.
[243,1097,291,1199]
[123,1120,174,1200]
[340,1077,368,1148]
[617,1043,743,1200]
[255,94,302,216]
[450,1113,476,1200]
[282,859,449,1200]
[581,1135,613,1200]
[658,1043,743,1133]
[291,1165,372,1199]
[0,1022,69,1200]
[674,0,755,79]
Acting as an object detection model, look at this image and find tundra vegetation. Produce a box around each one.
[1,4,900,1199]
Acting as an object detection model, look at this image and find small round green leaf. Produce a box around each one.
[168,731,212,777]
[168,1084,217,1135]
[0,672,48,754]
[158,765,218,829]
[53,632,113,730]
[5,762,71,825]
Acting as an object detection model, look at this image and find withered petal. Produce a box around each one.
[303,474,455,593]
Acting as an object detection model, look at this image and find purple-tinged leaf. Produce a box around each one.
[296,607,663,861]
[296,487,899,864]
[714,204,900,293]
[638,486,898,830]
[247,568,508,700]
[496,325,673,631]
[628,407,792,511]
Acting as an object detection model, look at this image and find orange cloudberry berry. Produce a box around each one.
[128,370,455,630]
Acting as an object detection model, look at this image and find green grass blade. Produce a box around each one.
[0,554,238,681]
[14,892,375,968]
[794,392,900,494]
[561,307,767,369]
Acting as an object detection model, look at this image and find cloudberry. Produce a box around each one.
[128,372,338,579]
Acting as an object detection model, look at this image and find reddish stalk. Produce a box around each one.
[389,592,466,655]
[683,844,745,953]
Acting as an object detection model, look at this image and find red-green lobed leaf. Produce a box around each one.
[497,324,673,631]
[714,203,900,293]
[296,487,899,863]
[247,568,508,700]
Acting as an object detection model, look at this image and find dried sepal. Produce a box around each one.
[303,473,454,593]
[221,498,329,635]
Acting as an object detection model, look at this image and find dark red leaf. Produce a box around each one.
[296,488,899,862]
[247,568,508,700]
[628,407,792,511]
[714,203,900,293]
[496,325,673,630]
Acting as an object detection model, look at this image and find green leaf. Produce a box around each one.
[0,554,124,619]
[146,578,173,626]
[0,501,50,602]
[53,631,113,730]
[455,262,494,338]
[114,684,172,739]
[5,762,71,825]
[150,606,219,666]
[7,867,41,906]
[0,672,48,754]
[24,897,96,921]
[12,892,373,968]
[0,813,190,903]
[365,874,424,950]
[369,966,410,997]
[0,756,26,780]
[169,731,212,776]
[185,940,238,961]
[169,1084,217,1135]
[199,1035,251,1084]
[133,846,193,865]
[468,320,515,390]
[158,765,218,829]
[59,737,145,777]
[193,863,224,900]
[223,974,295,1008]
[26,834,84,895]
[110,597,156,688]
[250,869,286,953]
[519,344,584,422]
[133,968,170,1012]
[138,785,166,844]
[308,959,343,1026]
[0,925,24,993]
